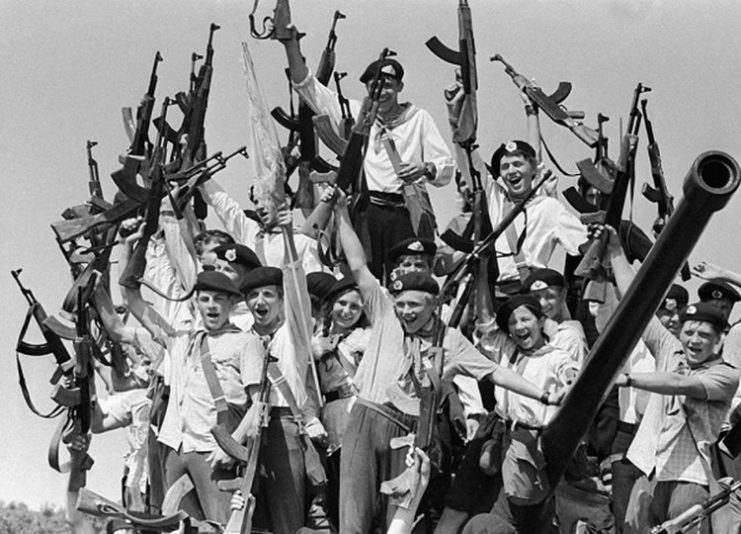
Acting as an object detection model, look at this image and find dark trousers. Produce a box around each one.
[365,201,417,282]
[610,425,641,531]
[444,435,500,515]
[339,400,417,534]
[325,449,341,530]
[259,409,307,534]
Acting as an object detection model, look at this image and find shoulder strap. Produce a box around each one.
[198,336,229,425]
[266,361,303,421]
[502,201,530,282]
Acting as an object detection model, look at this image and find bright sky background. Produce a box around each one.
[3,0,741,510]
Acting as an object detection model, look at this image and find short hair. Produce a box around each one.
[194,229,234,256]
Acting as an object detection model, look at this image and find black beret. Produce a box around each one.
[194,271,241,297]
[306,272,337,302]
[359,58,404,83]
[212,244,261,271]
[490,140,537,178]
[388,272,439,295]
[698,281,741,303]
[389,238,437,265]
[678,302,729,331]
[522,268,565,292]
[324,277,359,306]
[240,266,283,294]
[662,283,689,311]
[496,294,543,332]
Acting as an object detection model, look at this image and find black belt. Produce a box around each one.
[617,421,637,435]
[368,191,405,209]
[504,419,543,432]
[270,406,293,417]
[324,384,357,403]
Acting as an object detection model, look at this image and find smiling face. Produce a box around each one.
[195,290,236,331]
[507,305,546,351]
[499,154,536,198]
[530,286,566,321]
[393,290,436,335]
[679,320,723,366]
[366,76,403,113]
[244,285,283,330]
[331,289,364,332]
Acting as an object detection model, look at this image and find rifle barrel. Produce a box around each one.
[542,151,741,489]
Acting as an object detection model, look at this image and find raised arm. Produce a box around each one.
[333,189,377,297]
[199,180,260,246]
[118,220,174,346]
[278,25,309,84]
[692,260,741,289]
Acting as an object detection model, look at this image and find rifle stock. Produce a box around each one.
[119,97,172,290]
[52,198,141,243]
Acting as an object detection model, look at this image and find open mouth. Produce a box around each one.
[253,306,269,321]
[515,331,533,346]
[506,174,523,188]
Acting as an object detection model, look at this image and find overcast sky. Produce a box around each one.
[3,0,741,509]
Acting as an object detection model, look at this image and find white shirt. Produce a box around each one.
[293,71,455,194]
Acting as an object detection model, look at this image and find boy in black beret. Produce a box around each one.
[331,190,563,533]
[605,226,738,532]
[278,19,455,282]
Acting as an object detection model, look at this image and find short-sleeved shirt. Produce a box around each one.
[158,326,252,453]
[487,331,578,427]
[353,277,498,407]
[627,318,739,484]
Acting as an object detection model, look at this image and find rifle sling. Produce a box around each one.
[502,202,531,283]
[15,304,70,418]
[198,337,230,426]
[266,362,304,422]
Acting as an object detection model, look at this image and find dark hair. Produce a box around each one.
[321,286,369,337]
[194,229,234,256]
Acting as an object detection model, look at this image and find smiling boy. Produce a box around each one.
[331,190,560,533]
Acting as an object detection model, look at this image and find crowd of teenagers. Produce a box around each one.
[43,9,741,534]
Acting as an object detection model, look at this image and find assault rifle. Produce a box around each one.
[575,82,651,279]
[174,23,220,219]
[67,275,97,491]
[491,54,599,147]
[11,269,74,417]
[51,146,245,244]
[650,479,741,533]
[427,0,478,146]
[115,51,162,193]
[86,141,109,212]
[313,71,353,156]
[641,98,674,234]
[270,11,345,205]
[213,354,274,534]
[335,48,395,200]
[119,97,172,290]
[381,315,446,508]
